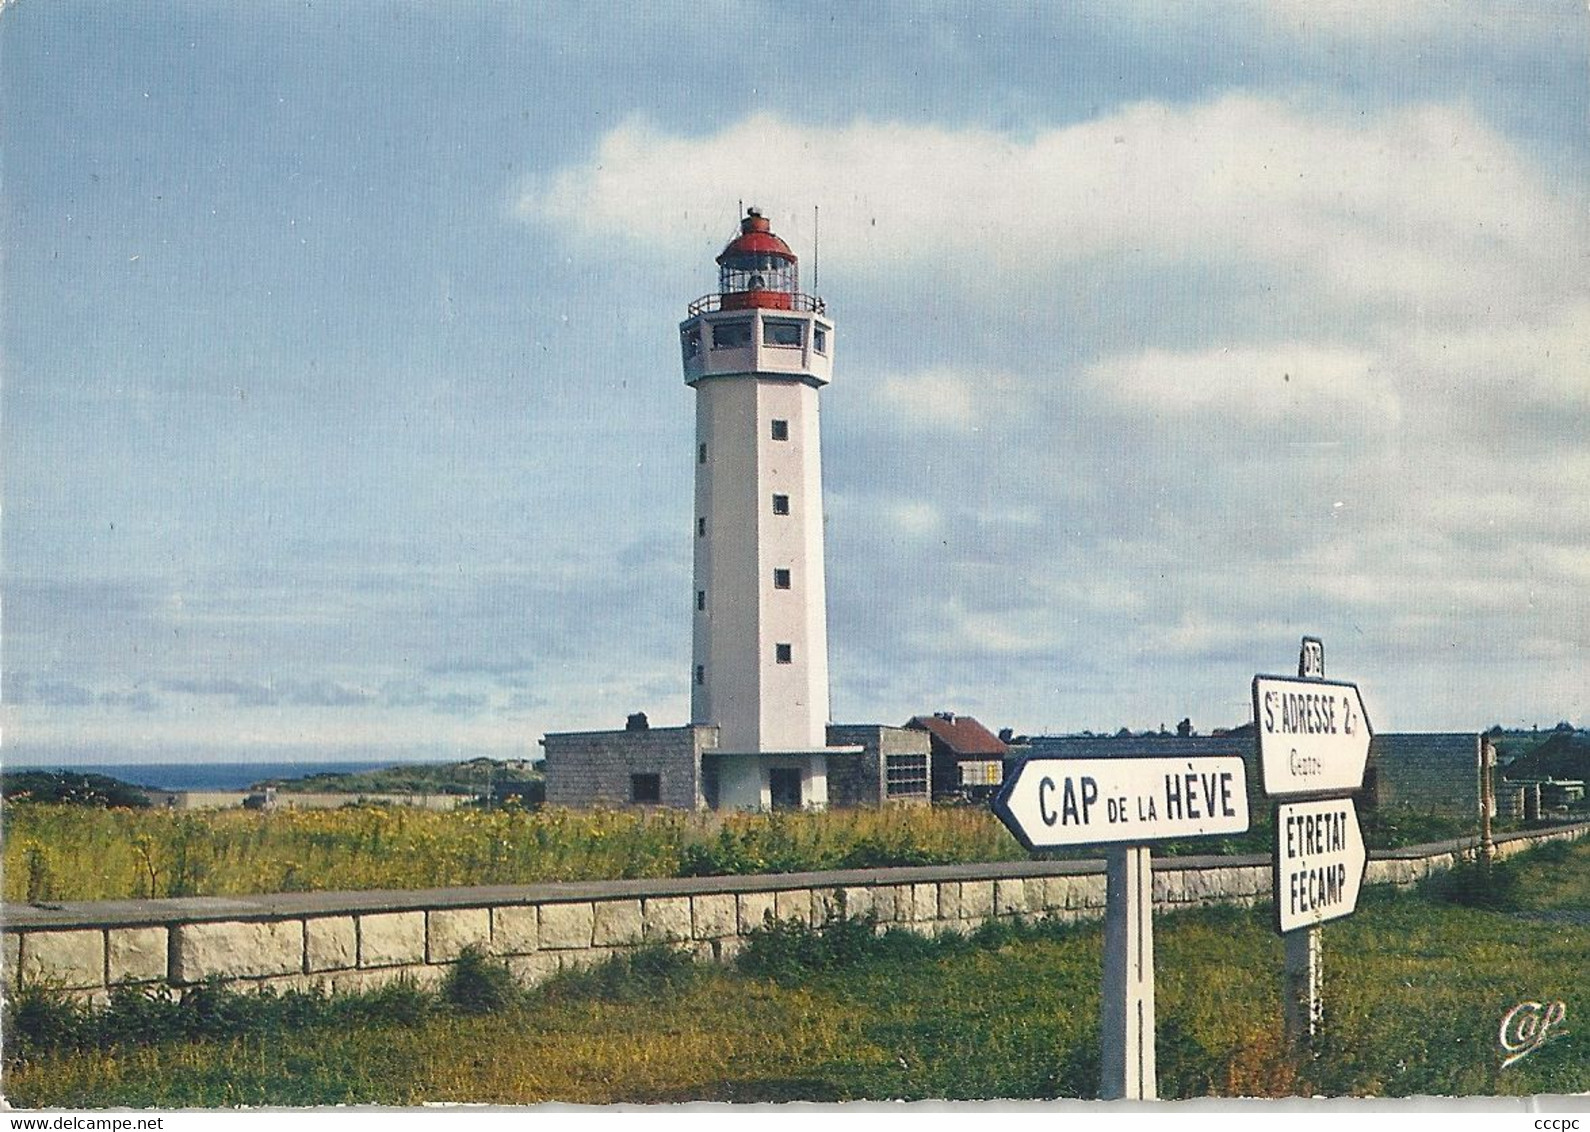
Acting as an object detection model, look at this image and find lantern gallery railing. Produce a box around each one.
[687,291,826,317]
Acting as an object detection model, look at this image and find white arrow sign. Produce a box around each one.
[1274,796,1368,934]
[992,756,1250,851]
[1252,675,1373,798]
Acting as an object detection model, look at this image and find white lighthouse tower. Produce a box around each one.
[681,208,839,810]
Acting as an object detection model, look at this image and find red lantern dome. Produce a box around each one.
[716,208,798,310]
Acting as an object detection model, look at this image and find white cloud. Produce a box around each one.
[1404,300,1590,409]
[873,367,1014,432]
[518,97,1583,317]
[509,98,1590,732]
[887,501,943,537]
[1082,344,1402,430]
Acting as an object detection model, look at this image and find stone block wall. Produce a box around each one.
[4,824,1583,1003]
[542,725,717,809]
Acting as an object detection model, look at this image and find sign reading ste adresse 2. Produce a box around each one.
[1252,675,1372,798]
[993,756,1250,851]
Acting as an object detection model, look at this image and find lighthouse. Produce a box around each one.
[681,208,837,810]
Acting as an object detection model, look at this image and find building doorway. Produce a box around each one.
[769,767,803,810]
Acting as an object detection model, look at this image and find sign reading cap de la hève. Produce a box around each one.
[992,756,1249,851]
[1274,795,1368,934]
[1252,675,1372,799]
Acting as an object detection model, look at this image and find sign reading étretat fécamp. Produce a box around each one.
[993,755,1250,851]
[1273,795,1368,933]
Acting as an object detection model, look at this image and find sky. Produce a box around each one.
[3,1,1587,766]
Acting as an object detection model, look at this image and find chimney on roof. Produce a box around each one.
[936,711,956,723]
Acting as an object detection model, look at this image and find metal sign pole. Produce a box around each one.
[1101,844,1156,1100]
[1480,736,1495,865]
[1282,925,1322,1046]
[1283,637,1325,1052]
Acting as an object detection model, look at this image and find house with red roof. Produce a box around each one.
[905,712,1009,802]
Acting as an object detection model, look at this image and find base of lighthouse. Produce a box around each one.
[709,749,856,811]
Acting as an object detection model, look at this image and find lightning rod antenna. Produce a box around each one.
[813,205,820,293]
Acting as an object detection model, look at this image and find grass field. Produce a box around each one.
[2,803,1025,903]
[4,838,1586,1106]
[2,800,1501,904]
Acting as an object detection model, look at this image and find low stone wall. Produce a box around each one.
[3,823,1583,1002]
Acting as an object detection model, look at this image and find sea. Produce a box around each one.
[3,761,397,792]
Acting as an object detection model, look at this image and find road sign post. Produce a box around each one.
[1256,638,1374,1057]
[992,753,1249,1100]
[1283,924,1321,1046]
[1101,845,1155,1100]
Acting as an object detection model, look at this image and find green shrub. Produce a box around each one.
[4,973,440,1066]
[1,770,151,808]
[736,914,879,983]
[177,978,262,1039]
[335,977,432,1028]
[23,845,54,903]
[1526,838,1574,865]
[99,983,184,1047]
[537,944,698,1004]
[734,911,1088,985]
[623,942,698,987]
[3,984,89,1063]
[835,835,939,869]
[1423,856,1521,911]
[442,945,517,1015]
[1157,1015,1221,1098]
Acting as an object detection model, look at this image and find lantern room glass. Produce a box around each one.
[719,252,797,296]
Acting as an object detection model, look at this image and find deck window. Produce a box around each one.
[763,319,803,348]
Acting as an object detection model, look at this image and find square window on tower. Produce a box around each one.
[775,643,793,664]
[773,568,791,589]
[772,494,790,516]
[770,419,789,441]
[813,327,828,354]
